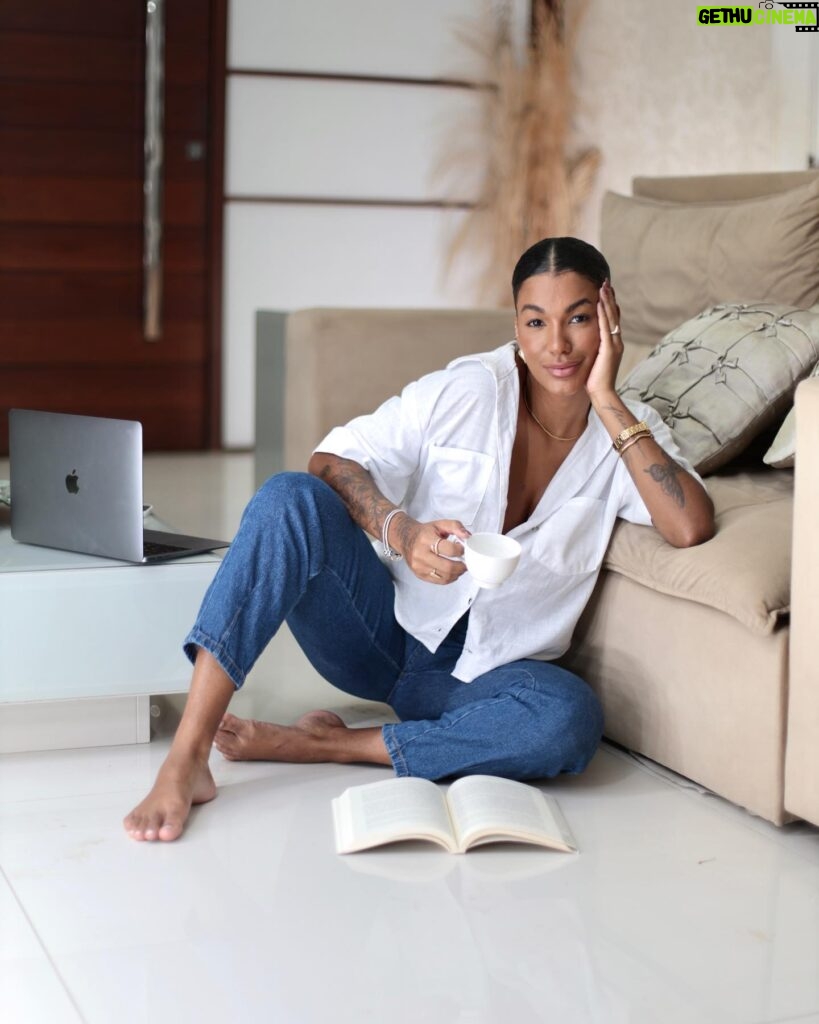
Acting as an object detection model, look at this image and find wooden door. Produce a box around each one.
[0,0,226,454]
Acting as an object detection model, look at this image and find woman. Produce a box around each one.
[124,237,715,842]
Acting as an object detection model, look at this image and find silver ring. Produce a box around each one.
[432,537,442,556]
[610,324,621,335]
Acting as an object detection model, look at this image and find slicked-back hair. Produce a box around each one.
[512,237,611,305]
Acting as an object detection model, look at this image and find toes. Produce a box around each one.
[142,811,164,841]
[158,819,183,841]
[124,812,147,840]
[213,734,239,760]
[124,805,182,842]
[216,714,252,757]
[126,820,153,841]
[125,812,182,841]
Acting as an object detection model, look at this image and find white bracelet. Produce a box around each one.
[381,508,406,560]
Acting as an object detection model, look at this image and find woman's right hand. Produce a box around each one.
[391,516,471,585]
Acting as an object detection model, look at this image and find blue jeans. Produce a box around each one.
[184,473,604,781]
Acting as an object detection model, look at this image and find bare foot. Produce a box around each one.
[214,710,348,763]
[123,755,216,842]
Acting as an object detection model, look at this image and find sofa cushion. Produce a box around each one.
[764,359,819,469]
[601,176,819,349]
[603,470,792,635]
[617,303,819,473]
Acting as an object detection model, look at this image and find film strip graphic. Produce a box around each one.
[778,2,819,31]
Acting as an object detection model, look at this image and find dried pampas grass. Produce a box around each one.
[440,1,600,306]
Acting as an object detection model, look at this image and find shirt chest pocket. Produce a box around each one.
[412,445,495,526]
[533,496,609,576]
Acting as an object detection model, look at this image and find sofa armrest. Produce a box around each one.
[784,377,819,825]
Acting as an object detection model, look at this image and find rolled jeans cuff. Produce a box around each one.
[381,723,410,778]
[183,626,245,690]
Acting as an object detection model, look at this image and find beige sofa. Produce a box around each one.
[255,172,819,828]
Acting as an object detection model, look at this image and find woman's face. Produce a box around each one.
[514,271,603,399]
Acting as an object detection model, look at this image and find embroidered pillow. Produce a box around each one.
[617,304,819,474]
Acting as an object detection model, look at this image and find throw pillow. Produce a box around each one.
[763,359,819,469]
[618,303,819,474]
[600,176,819,350]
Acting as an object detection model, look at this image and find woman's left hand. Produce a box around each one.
[586,279,623,400]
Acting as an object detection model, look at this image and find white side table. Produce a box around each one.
[0,509,223,752]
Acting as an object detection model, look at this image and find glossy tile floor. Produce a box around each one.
[2,453,818,1024]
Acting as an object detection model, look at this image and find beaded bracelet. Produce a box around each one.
[381,508,407,560]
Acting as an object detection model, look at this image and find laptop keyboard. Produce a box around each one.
[143,539,186,558]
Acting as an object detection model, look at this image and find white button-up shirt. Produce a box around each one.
[316,342,702,682]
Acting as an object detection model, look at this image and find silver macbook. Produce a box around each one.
[8,409,230,564]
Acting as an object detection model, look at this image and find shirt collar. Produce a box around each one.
[448,342,617,521]
[447,341,519,381]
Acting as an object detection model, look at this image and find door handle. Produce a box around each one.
[143,0,165,341]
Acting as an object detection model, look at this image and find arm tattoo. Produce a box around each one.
[394,513,422,556]
[603,404,631,429]
[643,455,686,509]
[318,458,392,537]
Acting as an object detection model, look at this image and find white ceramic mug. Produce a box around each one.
[445,532,522,589]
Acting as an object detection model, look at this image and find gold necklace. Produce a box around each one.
[522,380,585,443]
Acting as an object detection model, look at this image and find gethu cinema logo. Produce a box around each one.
[697,3,818,24]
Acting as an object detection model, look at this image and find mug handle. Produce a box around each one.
[438,533,466,563]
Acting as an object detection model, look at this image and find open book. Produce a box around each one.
[332,775,577,855]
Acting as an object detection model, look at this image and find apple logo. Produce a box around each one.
[65,469,79,495]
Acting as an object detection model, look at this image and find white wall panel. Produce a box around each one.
[226,76,484,201]
[221,4,531,447]
[222,202,495,448]
[229,0,529,80]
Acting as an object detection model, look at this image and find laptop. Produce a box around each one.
[8,409,230,564]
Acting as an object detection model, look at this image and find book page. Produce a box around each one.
[447,775,576,852]
[333,777,456,853]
